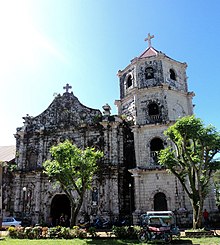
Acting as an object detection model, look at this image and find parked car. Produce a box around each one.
[2,217,21,227]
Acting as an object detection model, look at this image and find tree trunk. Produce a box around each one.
[191,200,203,229]
[69,193,85,227]
[192,204,198,229]
[70,205,78,227]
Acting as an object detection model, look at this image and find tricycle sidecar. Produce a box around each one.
[139,211,180,242]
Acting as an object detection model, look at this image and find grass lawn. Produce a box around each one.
[0,237,219,244]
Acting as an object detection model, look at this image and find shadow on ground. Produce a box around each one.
[86,238,193,244]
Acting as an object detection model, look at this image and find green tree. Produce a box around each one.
[158,115,220,229]
[43,140,103,226]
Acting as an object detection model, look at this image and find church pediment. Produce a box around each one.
[22,90,102,131]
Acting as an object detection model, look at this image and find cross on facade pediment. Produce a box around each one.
[63,83,72,93]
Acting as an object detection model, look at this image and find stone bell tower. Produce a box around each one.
[115,34,195,224]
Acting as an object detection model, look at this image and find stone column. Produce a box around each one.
[130,170,141,225]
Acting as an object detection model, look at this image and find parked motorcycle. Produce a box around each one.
[91,217,111,229]
[92,217,103,229]
[102,219,112,229]
[112,217,130,227]
[77,220,90,229]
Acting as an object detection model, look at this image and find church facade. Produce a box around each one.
[3,35,217,226]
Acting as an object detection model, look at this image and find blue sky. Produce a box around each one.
[0,0,220,145]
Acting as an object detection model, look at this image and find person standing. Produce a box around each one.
[203,209,209,227]
[59,213,65,226]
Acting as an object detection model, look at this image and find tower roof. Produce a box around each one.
[138,46,158,58]
[136,46,187,67]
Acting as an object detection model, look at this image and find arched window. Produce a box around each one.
[145,67,154,79]
[170,69,176,81]
[148,103,159,116]
[127,75,132,88]
[150,137,164,152]
[150,137,164,163]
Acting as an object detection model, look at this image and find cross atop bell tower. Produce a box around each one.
[144,33,154,47]
[63,83,72,93]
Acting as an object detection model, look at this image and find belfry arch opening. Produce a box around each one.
[150,138,164,163]
[145,67,154,79]
[148,103,159,116]
[50,194,71,226]
[170,69,176,80]
[154,192,168,211]
[127,75,132,88]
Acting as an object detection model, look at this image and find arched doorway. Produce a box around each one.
[50,194,71,226]
[154,192,167,211]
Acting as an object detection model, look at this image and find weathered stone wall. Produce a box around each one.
[4,90,136,225]
[161,58,188,92]
[135,170,191,212]
[132,124,168,167]
[165,89,194,120]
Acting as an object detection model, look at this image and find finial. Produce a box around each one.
[102,103,111,116]
[144,33,154,47]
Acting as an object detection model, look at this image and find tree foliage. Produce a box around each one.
[43,140,103,226]
[158,115,220,228]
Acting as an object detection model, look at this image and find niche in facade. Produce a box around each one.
[26,150,38,170]
[92,187,98,206]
